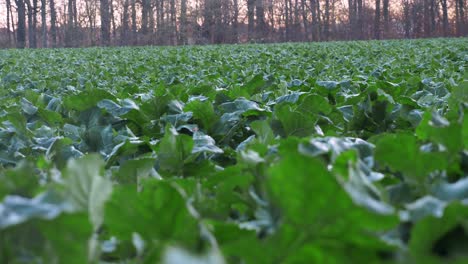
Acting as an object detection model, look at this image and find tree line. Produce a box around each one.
[1,0,466,48]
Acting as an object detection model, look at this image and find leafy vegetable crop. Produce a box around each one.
[0,38,467,263]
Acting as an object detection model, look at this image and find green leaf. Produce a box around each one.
[250,120,275,145]
[192,131,223,154]
[105,180,200,259]
[1,212,92,264]
[298,94,332,115]
[63,89,115,111]
[114,158,158,184]
[219,98,266,116]
[374,133,447,183]
[316,80,340,91]
[416,111,463,154]
[267,144,397,260]
[269,146,395,227]
[430,178,468,201]
[0,190,73,229]
[409,202,468,262]
[274,104,316,137]
[243,74,268,95]
[46,137,83,169]
[157,126,194,175]
[162,247,225,264]
[184,99,218,132]
[63,154,113,229]
[0,161,39,199]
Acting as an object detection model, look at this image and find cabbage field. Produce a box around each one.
[0,38,467,263]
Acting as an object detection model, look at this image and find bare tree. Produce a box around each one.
[316,0,322,40]
[25,0,37,48]
[455,0,466,36]
[423,0,432,37]
[232,0,239,42]
[349,0,356,39]
[100,0,111,45]
[403,0,411,38]
[356,0,363,39]
[2,0,467,48]
[179,0,188,44]
[49,0,57,46]
[382,0,389,37]
[121,0,130,45]
[310,0,320,41]
[374,0,381,39]
[301,0,308,41]
[6,0,13,46]
[41,0,46,47]
[440,0,449,36]
[65,0,76,46]
[15,0,27,48]
[155,0,163,44]
[170,0,177,44]
[247,0,255,40]
[324,0,331,40]
[256,0,267,40]
[141,0,150,35]
[110,0,116,39]
[131,0,136,44]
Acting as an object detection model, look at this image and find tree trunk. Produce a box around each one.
[301,0,308,41]
[233,0,239,42]
[49,0,57,47]
[15,0,26,48]
[26,0,36,48]
[287,0,293,40]
[440,0,448,36]
[131,0,137,44]
[316,0,322,40]
[403,0,410,38]
[32,0,38,47]
[382,0,389,37]
[65,0,75,47]
[247,0,255,40]
[25,0,37,48]
[100,0,111,45]
[256,0,266,40]
[374,0,381,39]
[156,0,164,43]
[457,0,465,36]
[73,0,78,27]
[430,0,436,34]
[284,0,290,41]
[324,0,330,40]
[122,0,129,45]
[356,0,363,39]
[179,0,187,44]
[110,0,116,40]
[310,0,318,41]
[423,0,431,37]
[213,0,222,43]
[170,0,176,45]
[141,0,149,35]
[6,0,13,46]
[331,0,337,37]
[348,0,355,39]
[293,0,299,40]
[41,0,46,47]
[203,0,213,43]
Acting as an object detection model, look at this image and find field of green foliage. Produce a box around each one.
[0,38,467,263]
